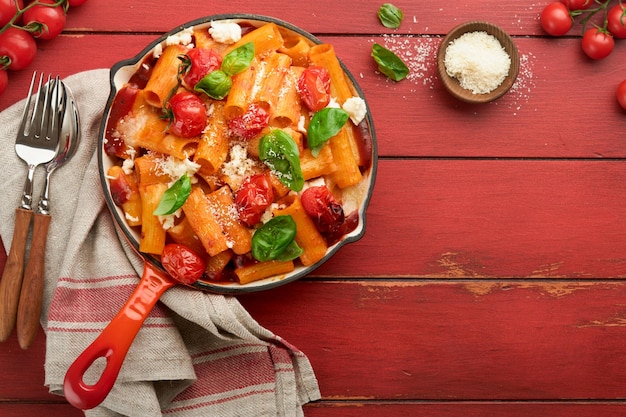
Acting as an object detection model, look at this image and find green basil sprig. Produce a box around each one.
[195,42,254,99]
[371,43,409,81]
[153,173,192,215]
[251,215,303,262]
[259,130,305,192]
[378,3,404,29]
[307,108,349,157]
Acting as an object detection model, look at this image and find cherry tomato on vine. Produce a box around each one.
[607,5,626,39]
[581,28,614,60]
[541,2,573,36]
[0,0,23,26]
[0,27,37,70]
[228,103,269,139]
[301,186,345,235]
[0,70,8,96]
[23,0,67,41]
[166,91,207,138]
[298,65,331,112]
[235,173,275,227]
[67,0,88,5]
[561,0,592,11]
[617,80,626,111]
[160,243,206,285]
[182,48,222,88]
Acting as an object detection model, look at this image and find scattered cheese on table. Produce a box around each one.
[443,31,511,95]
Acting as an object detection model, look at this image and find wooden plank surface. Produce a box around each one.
[1,0,626,415]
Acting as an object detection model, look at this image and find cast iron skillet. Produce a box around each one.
[63,14,377,410]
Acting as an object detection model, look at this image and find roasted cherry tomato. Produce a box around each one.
[0,0,23,26]
[161,243,206,285]
[562,0,592,10]
[581,27,614,60]
[617,80,626,111]
[228,103,269,139]
[301,186,344,235]
[183,48,223,88]
[235,173,275,227]
[607,5,626,39]
[540,2,572,36]
[298,65,331,112]
[166,91,207,138]
[0,27,37,70]
[23,0,66,40]
[0,70,8,96]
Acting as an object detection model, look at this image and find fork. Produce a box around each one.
[0,72,63,342]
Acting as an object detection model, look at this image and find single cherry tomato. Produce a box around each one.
[301,186,344,235]
[581,28,614,60]
[228,103,269,139]
[0,70,8,96]
[607,5,626,39]
[67,0,88,5]
[562,0,592,10]
[0,27,37,70]
[23,0,66,40]
[160,243,206,285]
[617,80,626,111]
[235,173,275,227]
[298,65,331,112]
[183,48,222,88]
[167,91,207,138]
[0,0,23,26]
[540,2,573,36]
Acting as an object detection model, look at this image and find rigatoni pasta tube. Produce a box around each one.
[226,22,284,58]
[308,44,355,105]
[195,101,229,175]
[274,195,327,266]
[235,260,295,285]
[183,187,230,256]
[328,126,363,189]
[139,183,168,254]
[206,186,252,255]
[271,66,304,127]
[144,44,187,108]
[106,166,142,227]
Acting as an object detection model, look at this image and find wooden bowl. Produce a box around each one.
[437,21,519,103]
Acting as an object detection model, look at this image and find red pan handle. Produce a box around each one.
[63,262,176,410]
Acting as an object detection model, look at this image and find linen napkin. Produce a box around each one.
[0,69,320,417]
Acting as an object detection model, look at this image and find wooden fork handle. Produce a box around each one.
[0,208,33,342]
[17,212,51,349]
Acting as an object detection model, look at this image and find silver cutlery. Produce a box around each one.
[17,80,80,349]
[0,72,63,342]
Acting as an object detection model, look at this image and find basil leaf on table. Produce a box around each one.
[378,3,404,29]
[251,215,301,261]
[153,173,192,216]
[371,43,409,81]
[221,42,254,76]
[307,107,349,157]
[259,130,305,192]
[194,70,233,100]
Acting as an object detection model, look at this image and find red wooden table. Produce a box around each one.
[2,0,626,416]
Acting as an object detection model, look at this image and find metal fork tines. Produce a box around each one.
[17,72,65,210]
[0,71,64,343]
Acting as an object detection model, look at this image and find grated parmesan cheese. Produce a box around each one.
[443,31,511,94]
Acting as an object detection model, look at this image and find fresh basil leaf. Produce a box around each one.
[378,3,404,29]
[221,42,254,76]
[259,130,305,192]
[307,108,349,157]
[251,215,298,261]
[275,239,304,262]
[371,43,409,81]
[153,173,192,216]
[194,70,233,100]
